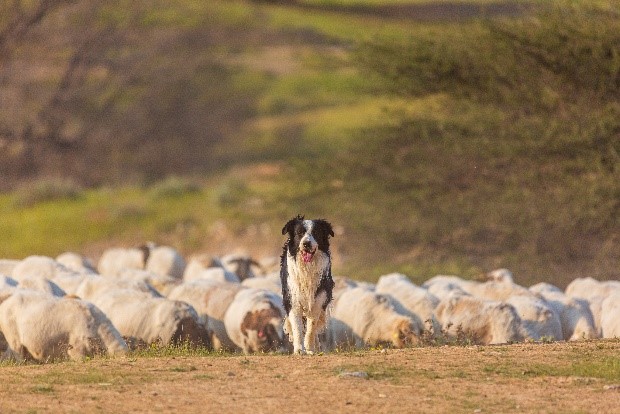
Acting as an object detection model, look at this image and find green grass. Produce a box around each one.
[335,363,406,382]
[485,356,620,381]
[531,358,620,381]
[30,384,55,394]
[0,185,215,258]
[127,343,238,359]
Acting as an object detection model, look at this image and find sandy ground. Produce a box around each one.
[1,340,619,413]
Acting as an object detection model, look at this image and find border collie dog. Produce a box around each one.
[280,215,335,354]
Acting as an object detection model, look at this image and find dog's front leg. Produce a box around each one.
[304,318,318,355]
[305,291,327,354]
[288,310,305,355]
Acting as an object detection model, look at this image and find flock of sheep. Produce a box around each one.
[0,243,618,363]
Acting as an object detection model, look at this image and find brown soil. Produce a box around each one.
[1,340,619,413]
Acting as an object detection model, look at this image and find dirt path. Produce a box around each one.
[1,340,619,413]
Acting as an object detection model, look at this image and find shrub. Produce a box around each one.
[13,178,84,207]
[148,176,202,199]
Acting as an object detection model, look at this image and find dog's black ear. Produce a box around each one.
[281,215,303,236]
[315,219,335,238]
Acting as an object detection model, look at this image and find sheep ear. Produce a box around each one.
[315,219,335,237]
[137,243,153,265]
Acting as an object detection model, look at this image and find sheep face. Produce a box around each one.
[391,319,418,348]
[373,318,418,349]
[170,316,211,348]
[240,305,285,353]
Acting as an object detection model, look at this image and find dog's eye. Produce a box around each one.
[296,229,304,235]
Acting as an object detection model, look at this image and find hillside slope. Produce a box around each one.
[0,0,618,285]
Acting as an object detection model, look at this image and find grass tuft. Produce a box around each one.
[13,179,84,208]
[148,176,202,200]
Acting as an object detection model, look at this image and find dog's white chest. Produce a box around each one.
[287,251,329,314]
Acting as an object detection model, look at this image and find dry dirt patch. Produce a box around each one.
[1,341,619,413]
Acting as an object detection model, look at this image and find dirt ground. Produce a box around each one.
[1,340,619,413]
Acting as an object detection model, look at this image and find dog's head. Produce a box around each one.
[282,215,334,263]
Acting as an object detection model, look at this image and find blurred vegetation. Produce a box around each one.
[0,0,618,286]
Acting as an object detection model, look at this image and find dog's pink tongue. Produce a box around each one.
[302,251,314,263]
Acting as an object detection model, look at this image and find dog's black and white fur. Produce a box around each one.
[280,215,335,354]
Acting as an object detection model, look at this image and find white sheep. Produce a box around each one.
[504,295,563,341]
[183,254,215,279]
[332,276,375,293]
[114,268,179,296]
[464,280,532,302]
[17,276,66,297]
[0,259,19,277]
[324,287,418,351]
[329,276,360,305]
[11,256,82,295]
[56,252,97,275]
[565,277,620,301]
[241,273,282,294]
[530,284,598,340]
[0,290,127,362]
[184,255,240,283]
[423,281,468,301]
[218,253,261,281]
[434,293,525,345]
[0,276,18,292]
[586,296,605,337]
[256,256,281,276]
[529,282,563,294]
[375,273,441,338]
[145,245,186,280]
[11,255,79,281]
[50,272,94,296]
[485,268,515,283]
[422,275,479,300]
[600,293,620,338]
[167,280,243,351]
[224,288,286,354]
[87,289,208,348]
[97,245,151,277]
[73,276,161,301]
